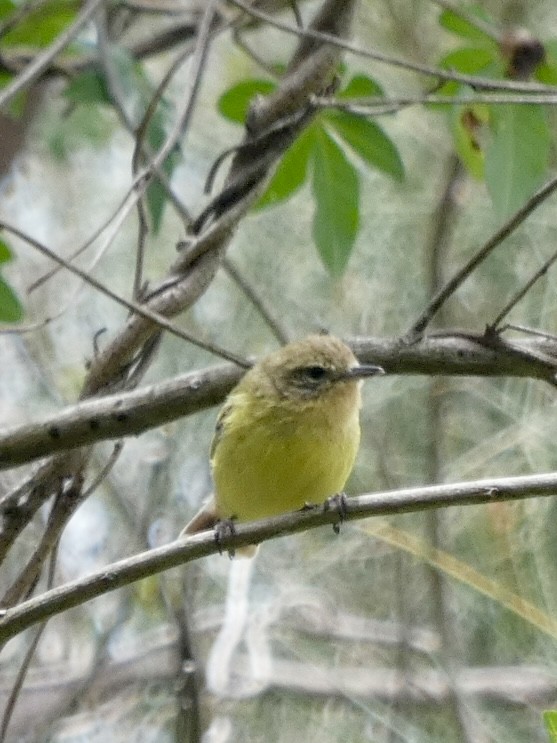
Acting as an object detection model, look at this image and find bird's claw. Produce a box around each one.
[214,519,237,559]
[324,492,348,534]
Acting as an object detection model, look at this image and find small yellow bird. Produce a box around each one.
[182,334,384,552]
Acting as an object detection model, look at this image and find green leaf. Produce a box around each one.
[0,69,27,117]
[0,0,15,20]
[255,126,314,209]
[218,79,276,124]
[0,240,12,264]
[270,63,287,76]
[146,147,180,233]
[440,46,496,75]
[543,710,557,743]
[145,178,167,233]
[436,49,500,98]
[439,6,497,46]
[339,74,383,99]
[64,71,111,106]
[141,95,177,233]
[0,240,22,322]
[536,61,557,85]
[0,275,23,322]
[536,39,557,84]
[311,129,359,277]
[1,0,78,47]
[451,99,489,179]
[324,111,404,181]
[0,70,11,89]
[485,104,550,220]
[48,103,114,159]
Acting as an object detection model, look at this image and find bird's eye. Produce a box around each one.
[304,365,327,381]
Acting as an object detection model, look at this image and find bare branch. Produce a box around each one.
[222,258,292,344]
[0,364,239,471]
[408,172,557,338]
[0,221,249,367]
[226,0,554,94]
[2,471,557,643]
[0,547,58,743]
[490,243,557,329]
[2,332,557,471]
[314,92,557,114]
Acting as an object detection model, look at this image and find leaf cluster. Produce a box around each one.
[439,4,557,218]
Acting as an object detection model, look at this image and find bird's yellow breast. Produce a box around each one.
[211,384,361,523]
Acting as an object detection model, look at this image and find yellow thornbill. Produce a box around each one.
[182,334,384,554]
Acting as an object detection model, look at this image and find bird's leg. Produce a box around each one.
[214,519,237,559]
[214,519,259,558]
[324,492,348,534]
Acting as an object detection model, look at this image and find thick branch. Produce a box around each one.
[0,365,239,471]
[2,333,557,471]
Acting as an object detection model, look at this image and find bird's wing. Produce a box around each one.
[209,401,234,461]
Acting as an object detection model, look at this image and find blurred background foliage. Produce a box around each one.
[2,0,557,741]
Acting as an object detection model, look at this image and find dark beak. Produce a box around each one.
[343,364,385,380]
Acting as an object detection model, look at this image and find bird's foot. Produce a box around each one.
[214,518,237,559]
[324,492,348,534]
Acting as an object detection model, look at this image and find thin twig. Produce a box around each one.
[408,172,557,339]
[0,545,58,743]
[128,21,206,293]
[0,288,82,333]
[0,221,250,368]
[3,471,557,643]
[27,178,150,293]
[490,244,557,329]
[1,444,123,609]
[314,92,557,113]
[222,257,291,344]
[226,0,553,94]
[498,324,557,341]
[95,8,137,132]
[0,0,106,111]
[1,478,84,608]
[143,0,219,184]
